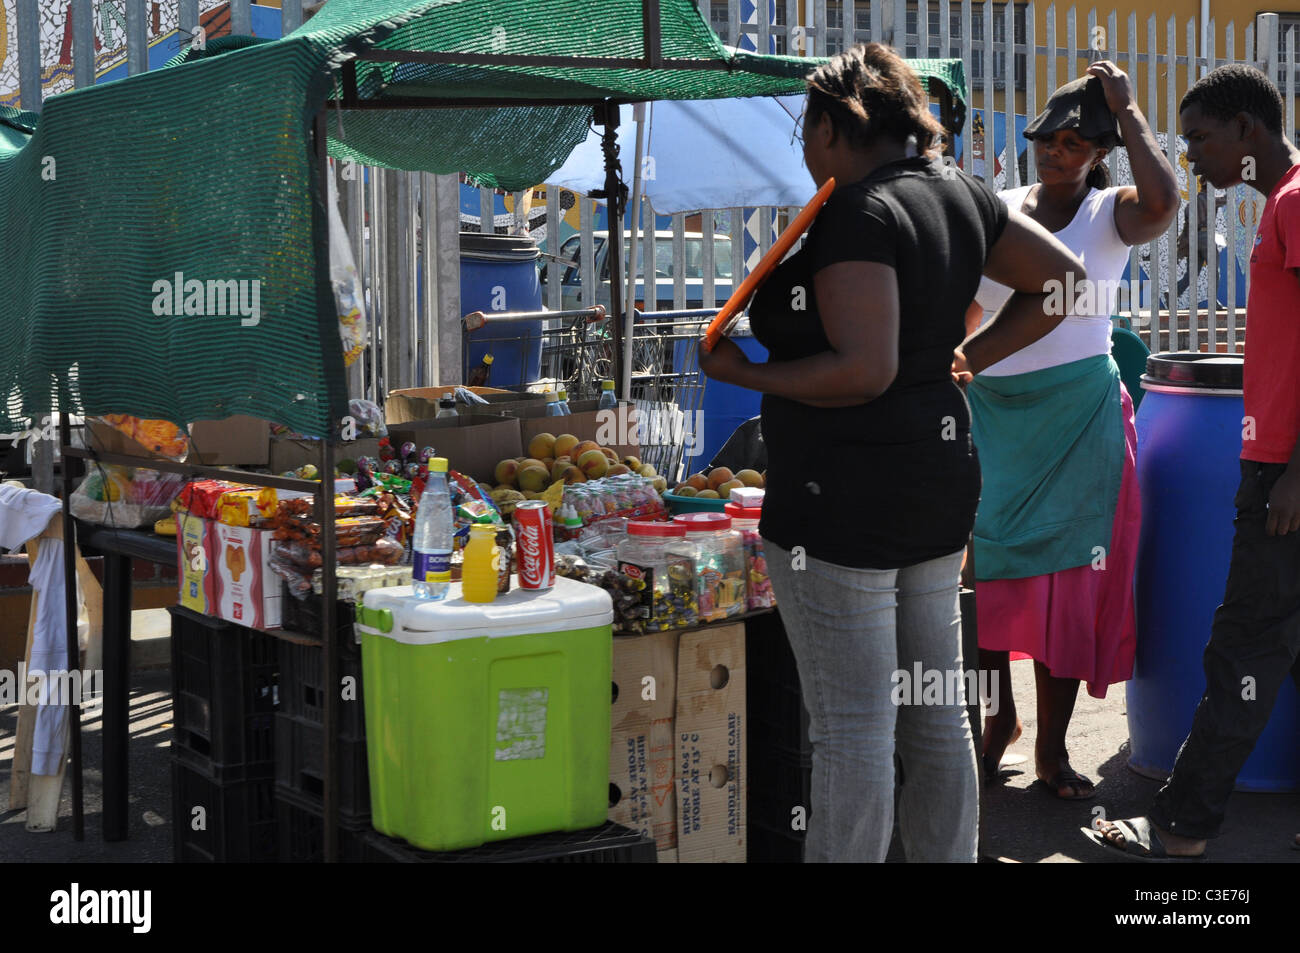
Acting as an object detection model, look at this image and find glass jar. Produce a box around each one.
[673,512,746,622]
[614,521,698,632]
[725,502,775,610]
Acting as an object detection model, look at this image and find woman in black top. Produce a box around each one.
[699,43,1086,862]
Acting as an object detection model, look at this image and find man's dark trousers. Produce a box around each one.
[1149,460,1300,838]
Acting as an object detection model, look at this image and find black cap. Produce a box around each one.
[1023,75,1123,148]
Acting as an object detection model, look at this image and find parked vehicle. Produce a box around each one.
[541,231,735,312]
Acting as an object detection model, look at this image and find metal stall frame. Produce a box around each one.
[54,1,964,860]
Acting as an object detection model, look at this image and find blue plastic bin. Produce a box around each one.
[1128,353,1300,791]
[461,233,543,388]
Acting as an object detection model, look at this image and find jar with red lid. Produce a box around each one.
[615,521,698,632]
[672,512,746,622]
[725,501,775,610]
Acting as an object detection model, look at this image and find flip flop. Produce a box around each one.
[1080,817,1207,863]
[1039,766,1096,800]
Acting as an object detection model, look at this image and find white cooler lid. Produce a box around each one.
[357,574,614,644]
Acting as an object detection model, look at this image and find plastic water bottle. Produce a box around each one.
[412,457,453,600]
[557,389,572,415]
[598,379,618,411]
[545,392,565,417]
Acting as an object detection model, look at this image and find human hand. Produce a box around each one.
[951,349,973,390]
[1087,61,1136,114]
[1266,467,1300,536]
[699,334,752,386]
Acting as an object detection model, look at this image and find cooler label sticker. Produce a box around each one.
[494,688,548,761]
[413,549,451,584]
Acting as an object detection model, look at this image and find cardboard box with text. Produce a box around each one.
[211,523,280,629]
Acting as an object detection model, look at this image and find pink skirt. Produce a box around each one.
[976,384,1140,699]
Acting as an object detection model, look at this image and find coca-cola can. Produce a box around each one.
[513,501,556,590]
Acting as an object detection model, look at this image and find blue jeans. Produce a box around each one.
[764,540,978,862]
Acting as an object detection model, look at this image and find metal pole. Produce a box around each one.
[59,413,84,841]
[597,103,628,399]
[315,107,340,865]
[623,103,647,402]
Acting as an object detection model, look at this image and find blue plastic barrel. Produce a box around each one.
[1129,352,1300,791]
[460,233,543,388]
[671,322,768,468]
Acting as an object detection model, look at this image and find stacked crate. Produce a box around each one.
[168,606,279,862]
[273,592,372,861]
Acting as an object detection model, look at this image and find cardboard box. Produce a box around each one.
[386,414,522,486]
[519,400,640,461]
[385,386,545,425]
[609,622,746,862]
[609,631,680,852]
[210,523,281,628]
[189,416,270,466]
[269,436,382,475]
[87,415,269,466]
[675,624,746,863]
[176,512,215,615]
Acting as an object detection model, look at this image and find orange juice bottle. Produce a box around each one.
[462,523,500,603]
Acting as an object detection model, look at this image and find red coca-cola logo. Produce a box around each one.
[518,523,543,585]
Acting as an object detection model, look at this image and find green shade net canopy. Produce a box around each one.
[0,0,966,438]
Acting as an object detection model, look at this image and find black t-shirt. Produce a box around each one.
[748,156,1009,569]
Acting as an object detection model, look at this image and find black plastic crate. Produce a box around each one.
[171,756,278,863]
[274,783,375,862]
[280,587,359,655]
[362,822,657,863]
[746,818,806,863]
[274,712,370,822]
[277,638,366,737]
[167,605,278,771]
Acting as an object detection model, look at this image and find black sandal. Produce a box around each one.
[1080,817,1207,862]
[1039,766,1096,800]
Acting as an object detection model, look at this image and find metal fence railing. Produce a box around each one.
[6,0,1300,392]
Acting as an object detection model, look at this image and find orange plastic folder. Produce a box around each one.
[701,176,836,353]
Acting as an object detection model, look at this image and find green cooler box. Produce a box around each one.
[355,575,613,851]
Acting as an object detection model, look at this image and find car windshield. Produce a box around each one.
[597,236,733,280]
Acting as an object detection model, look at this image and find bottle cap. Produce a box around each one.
[545,392,559,402]
[724,502,762,521]
[628,520,686,538]
[601,379,615,390]
[470,522,496,535]
[558,390,568,401]
[674,512,732,531]
[428,457,449,473]
[483,354,495,365]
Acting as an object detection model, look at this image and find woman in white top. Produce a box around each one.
[955,62,1179,798]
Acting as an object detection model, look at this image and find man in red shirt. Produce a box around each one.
[1086,64,1300,860]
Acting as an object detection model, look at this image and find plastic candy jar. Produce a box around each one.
[615,521,698,632]
[724,501,775,610]
[672,512,746,622]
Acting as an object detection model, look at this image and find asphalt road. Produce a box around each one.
[0,659,1295,863]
